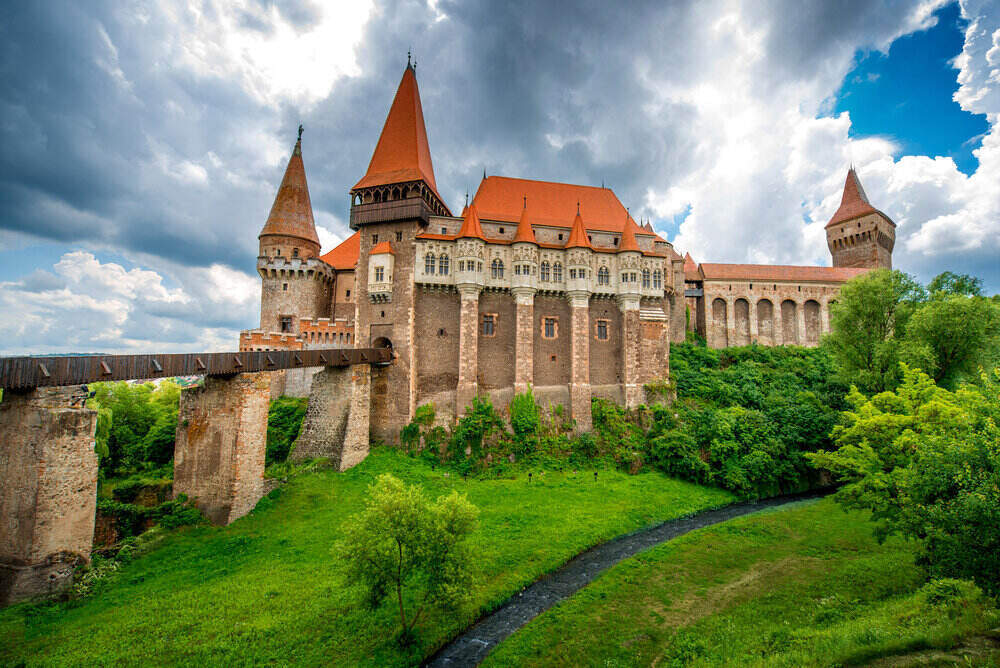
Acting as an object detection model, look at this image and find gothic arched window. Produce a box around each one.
[642,269,651,288]
[553,262,563,282]
[598,267,609,286]
[653,269,662,288]
[439,254,449,275]
[540,261,550,281]
[425,253,436,275]
[491,258,504,279]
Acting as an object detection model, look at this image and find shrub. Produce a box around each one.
[509,387,541,456]
[266,396,307,464]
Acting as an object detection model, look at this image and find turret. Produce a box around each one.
[511,201,538,295]
[455,204,486,293]
[258,126,321,260]
[565,206,593,298]
[616,215,643,308]
[825,168,895,269]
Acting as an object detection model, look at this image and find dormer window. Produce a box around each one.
[499,227,505,234]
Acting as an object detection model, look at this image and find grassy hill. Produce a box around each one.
[0,448,732,666]
[484,497,1000,667]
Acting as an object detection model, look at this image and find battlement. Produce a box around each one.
[257,256,335,282]
[299,318,355,346]
[238,329,304,352]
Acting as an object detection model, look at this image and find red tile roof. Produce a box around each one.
[826,168,894,228]
[259,138,320,246]
[513,204,538,244]
[699,263,870,283]
[319,231,359,270]
[565,209,591,249]
[683,252,701,281]
[370,241,394,255]
[472,176,646,234]
[458,203,485,240]
[618,216,641,252]
[353,65,443,203]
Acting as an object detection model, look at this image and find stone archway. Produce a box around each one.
[734,298,750,346]
[804,300,821,346]
[781,300,798,345]
[756,299,774,345]
[711,298,728,348]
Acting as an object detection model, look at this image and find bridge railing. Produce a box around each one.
[0,347,392,391]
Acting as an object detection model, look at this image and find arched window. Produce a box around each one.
[439,254,449,275]
[653,269,662,288]
[424,253,435,275]
[491,258,504,279]
[553,262,563,282]
[540,261,550,281]
[598,267,609,286]
[642,269,650,288]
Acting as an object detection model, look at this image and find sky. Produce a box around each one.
[0,0,998,355]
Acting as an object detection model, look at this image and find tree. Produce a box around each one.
[903,294,1000,389]
[341,474,478,644]
[824,269,925,394]
[807,365,1000,596]
[927,271,983,297]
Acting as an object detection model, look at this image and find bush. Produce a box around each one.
[266,396,307,465]
[509,387,541,456]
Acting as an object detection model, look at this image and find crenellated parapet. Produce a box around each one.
[239,329,304,351]
[256,256,336,283]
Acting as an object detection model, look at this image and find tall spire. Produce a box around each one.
[826,167,881,228]
[565,208,591,249]
[353,64,439,193]
[259,130,319,250]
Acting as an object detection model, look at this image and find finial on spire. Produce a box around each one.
[483,168,487,180]
[465,191,469,206]
[523,195,527,209]
[407,49,411,68]
[297,124,303,141]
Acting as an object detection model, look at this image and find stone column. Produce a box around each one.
[797,301,808,348]
[619,295,643,408]
[293,363,371,471]
[456,286,481,415]
[821,299,831,335]
[1,387,98,607]
[512,289,535,394]
[773,302,784,346]
[726,297,737,348]
[748,299,759,343]
[173,373,270,526]
[568,292,592,432]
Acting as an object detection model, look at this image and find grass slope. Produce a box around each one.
[0,448,732,667]
[484,498,1000,667]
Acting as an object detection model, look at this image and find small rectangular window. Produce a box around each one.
[481,313,496,337]
[542,317,558,339]
[372,234,378,244]
[441,227,447,234]
[345,289,351,298]
[396,231,403,242]
[280,316,293,333]
[595,320,609,341]
[282,283,288,291]
[374,266,385,282]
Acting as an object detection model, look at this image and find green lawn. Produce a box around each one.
[484,498,1000,667]
[0,448,733,666]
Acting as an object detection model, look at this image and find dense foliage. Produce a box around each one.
[90,380,181,475]
[341,474,478,644]
[808,365,1000,596]
[266,396,307,464]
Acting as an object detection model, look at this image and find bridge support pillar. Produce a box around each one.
[0,387,98,606]
[173,372,270,526]
[293,364,371,470]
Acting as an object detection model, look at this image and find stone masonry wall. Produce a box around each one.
[1,387,98,606]
[294,364,371,470]
[173,373,269,526]
[478,291,516,391]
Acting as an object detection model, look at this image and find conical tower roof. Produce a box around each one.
[826,168,891,228]
[259,133,319,247]
[353,63,439,194]
[565,207,591,249]
[458,203,485,240]
[618,215,641,252]
[513,201,537,244]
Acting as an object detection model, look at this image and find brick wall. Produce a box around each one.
[533,295,572,386]
[478,291,516,390]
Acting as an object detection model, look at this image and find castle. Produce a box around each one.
[239,62,895,435]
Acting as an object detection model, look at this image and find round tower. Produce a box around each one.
[256,130,332,335]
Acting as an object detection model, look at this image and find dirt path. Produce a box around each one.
[424,489,830,667]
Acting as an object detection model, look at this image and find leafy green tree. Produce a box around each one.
[90,382,157,473]
[807,365,1000,595]
[927,271,983,297]
[341,474,478,644]
[903,294,1000,388]
[508,387,541,456]
[824,269,926,394]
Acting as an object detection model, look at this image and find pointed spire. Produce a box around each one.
[618,215,641,253]
[353,65,439,193]
[565,207,591,249]
[513,199,537,244]
[826,167,878,228]
[683,252,697,273]
[259,131,319,249]
[458,203,485,240]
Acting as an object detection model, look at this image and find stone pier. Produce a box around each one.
[0,387,98,606]
[173,373,270,526]
[293,363,371,471]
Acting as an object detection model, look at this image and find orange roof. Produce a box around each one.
[683,252,701,281]
[319,231,360,270]
[826,168,893,228]
[370,241,394,255]
[513,204,537,244]
[565,209,591,249]
[618,216,641,252]
[473,176,649,234]
[353,65,440,196]
[259,138,320,246]
[458,204,485,240]
[700,263,870,283]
